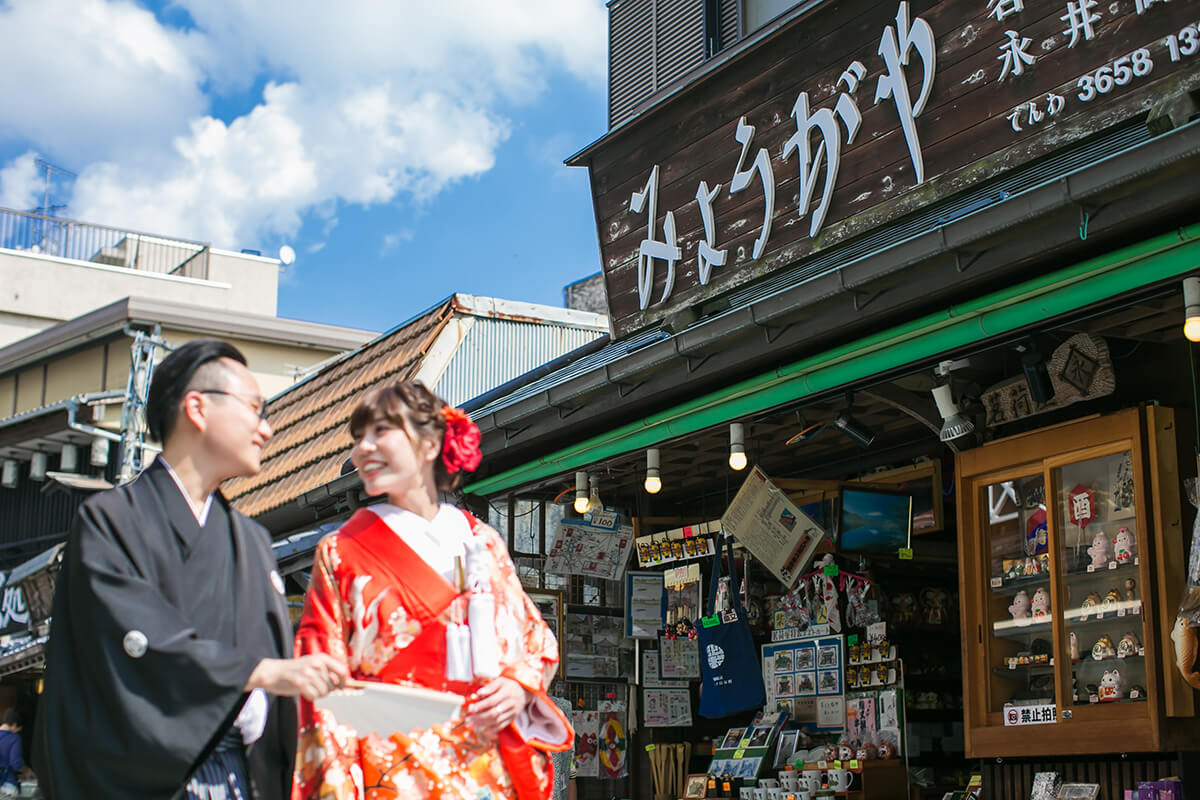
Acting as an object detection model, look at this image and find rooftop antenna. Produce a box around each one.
[33,158,76,217]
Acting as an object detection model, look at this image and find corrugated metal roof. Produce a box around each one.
[466,327,669,418]
[224,294,610,520]
[434,318,606,406]
[225,300,456,517]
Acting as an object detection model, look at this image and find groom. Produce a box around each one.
[34,339,347,799]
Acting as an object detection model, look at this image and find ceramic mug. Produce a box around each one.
[741,788,755,800]
[767,787,784,800]
[803,770,824,791]
[760,780,780,790]
[828,770,855,792]
[752,789,767,800]
[780,772,798,792]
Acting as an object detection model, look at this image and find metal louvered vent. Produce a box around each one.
[718,0,740,51]
[609,0,740,129]
[655,0,704,89]
[609,0,654,128]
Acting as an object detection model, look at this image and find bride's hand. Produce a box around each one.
[466,677,530,737]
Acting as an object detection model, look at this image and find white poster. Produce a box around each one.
[547,518,635,581]
[722,467,827,590]
[644,688,693,727]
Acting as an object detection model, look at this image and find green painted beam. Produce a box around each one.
[466,224,1200,496]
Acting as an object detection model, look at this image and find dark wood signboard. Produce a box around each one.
[587,0,1200,339]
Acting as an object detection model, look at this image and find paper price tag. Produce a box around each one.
[847,634,859,645]
[1087,565,1095,573]
[898,547,914,560]
[990,577,1003,588]
[1108,562,1118,570]
[823,564,839,577]
[833,761,842,768]
[734,749,746,759]
[849,760,860,769]
[1117,607,1127,617]
[646,744,656,752]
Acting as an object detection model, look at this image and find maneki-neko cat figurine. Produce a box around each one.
[1088,531,1112,568]
[1031,587,1051,620]
[1009,590,1031,620]
[1113,527,1136,565]
[1082,591,1103,610]
[1098,668,1124,701]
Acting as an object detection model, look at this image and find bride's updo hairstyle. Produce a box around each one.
[349,381,481,492]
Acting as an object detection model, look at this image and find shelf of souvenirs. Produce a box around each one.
[989,557,1139,595]
[992,601,1141,639]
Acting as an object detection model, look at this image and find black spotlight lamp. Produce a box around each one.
[834,412,875,449]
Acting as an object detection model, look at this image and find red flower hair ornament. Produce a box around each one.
[440,406,482,474]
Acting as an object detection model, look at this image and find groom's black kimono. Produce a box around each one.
[33,459,297,800]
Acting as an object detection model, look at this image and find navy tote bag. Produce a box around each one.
[697,535,766,718]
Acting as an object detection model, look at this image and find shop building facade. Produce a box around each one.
[454,0,1200,797]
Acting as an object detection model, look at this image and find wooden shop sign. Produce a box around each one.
[588,0,1200,338]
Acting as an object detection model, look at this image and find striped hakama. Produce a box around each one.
[185,729,250,800]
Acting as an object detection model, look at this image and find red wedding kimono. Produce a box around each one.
[292,507,572,800]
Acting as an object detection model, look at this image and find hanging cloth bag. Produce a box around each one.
[697,534,766,718]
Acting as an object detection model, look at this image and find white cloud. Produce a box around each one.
[0,0,207,165]
[0,0,606,249]
[0,151,40,210]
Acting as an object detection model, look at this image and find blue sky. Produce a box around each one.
[0,0,608,333]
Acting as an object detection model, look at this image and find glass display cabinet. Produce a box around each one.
[956,407,1195,758]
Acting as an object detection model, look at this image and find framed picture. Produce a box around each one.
[773,730,799,769]
[850,460,945,534]
[1058,785,1099,800]
[685,774,708,799]
[720,727,747,750]
[526,589,564,674]
[838,487,913,553]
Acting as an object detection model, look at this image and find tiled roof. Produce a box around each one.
[225,300,455,518]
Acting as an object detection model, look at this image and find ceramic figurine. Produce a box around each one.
[876,741,896,760]
[855,745,872,762]
[1113,527,1135,565]
[823,744,838,762]
[1087,531,1111,568]
[1082,591,1103,609]
[891,592,916,627]
[1098,668,1124,701]
[837,744,854,761]
[1129,684,1146,700]
[1117,631,1141,658]
[1031,587,1051,620]
[1124,578,1137,602]
[1009,590,1031,620]
[1069,631,1081,661]
[921,587,948,627]
[1104,588,1121,610]
[1092,633,1116,661]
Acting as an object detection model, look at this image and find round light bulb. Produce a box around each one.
[729,450,748,471]
[574,495,590,514]
[1185,315,1200,343]
[645,475,662,494]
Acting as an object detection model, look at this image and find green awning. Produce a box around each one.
[466,223,1200,496]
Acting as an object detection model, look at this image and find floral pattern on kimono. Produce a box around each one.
[292,507,570,800]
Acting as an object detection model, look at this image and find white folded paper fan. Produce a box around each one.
[315,682,464,737]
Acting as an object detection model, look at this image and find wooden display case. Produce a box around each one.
[955,407,1197,758]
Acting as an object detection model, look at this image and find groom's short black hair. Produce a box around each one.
[146,339,247,444]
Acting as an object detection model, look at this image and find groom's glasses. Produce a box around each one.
[198,389,268,421]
